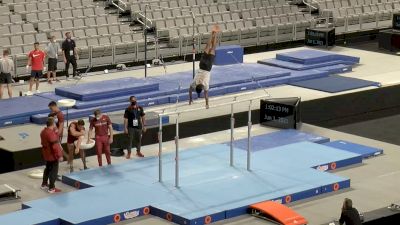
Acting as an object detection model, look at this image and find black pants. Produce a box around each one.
[42,161,59,189]
[65,57,77,77]
[127,127,142,153]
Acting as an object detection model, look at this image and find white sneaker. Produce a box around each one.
[26,91,33,96]
[35,90,41,94]
[66,77,71,81]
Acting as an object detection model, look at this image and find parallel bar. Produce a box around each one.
[159,95,266,116]
[230,98,235,167]
[149,91,255,113]
[158,115,163,182]
[175,115,180,188]
[247,100,252,171]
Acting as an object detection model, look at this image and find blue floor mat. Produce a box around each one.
[290,75,380,93]
[226,129,330,151]
[0,95,51,126]
[323,140,383,158]
[55,78,160,101]
[17,142,358,225]
[276,49,360,65]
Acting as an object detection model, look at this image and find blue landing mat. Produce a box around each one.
[31,96,171,124]
[276,49,360,65]
[19,142,359,225]
[0,95,51,127]
[289,75,380,93]
[0,208,59,225]
[226,129,330,152]
[258,58,355,70]
[55,78,159,101]
[323,140,383,158]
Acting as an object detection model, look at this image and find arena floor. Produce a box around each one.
[0,46,399,225]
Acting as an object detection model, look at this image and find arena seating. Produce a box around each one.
[1,0,399,77]
[316,0,399,33]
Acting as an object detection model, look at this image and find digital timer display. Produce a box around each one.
[260,98,301,129]
[305,28,335,47]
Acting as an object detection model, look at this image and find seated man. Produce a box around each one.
[189,25,220,109]
[67,119,87,172]
[339,198,362,225]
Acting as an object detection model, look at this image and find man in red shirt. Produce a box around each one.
[40,117,63,194]
[67,119,86,172]
[88,109,113,167]
[27,42,46,94]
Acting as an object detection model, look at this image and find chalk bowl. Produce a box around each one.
[76,139,95,150]
[28,169,44,179]
[57,99,76,107]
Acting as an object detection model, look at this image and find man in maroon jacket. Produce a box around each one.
[40,117,63,194]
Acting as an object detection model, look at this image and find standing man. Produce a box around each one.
[62,32,79,80]
[48,101,69,162]
[67,119,87,172]
[124,96,146,159]
[88,109,113,167]
[48,101,64,141]
[27,42,46,94]
[189,25,220,109]
[46,36,60,84]
[40,117,63,193]
[0,49,14,99]
[339,198,362,225]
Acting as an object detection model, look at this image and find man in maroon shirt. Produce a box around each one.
[40,117,63,194]
[88,109,113,167]
[67,119,86,172]
[48,101,65,141]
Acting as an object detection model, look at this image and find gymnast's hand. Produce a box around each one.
[109,136,113,144]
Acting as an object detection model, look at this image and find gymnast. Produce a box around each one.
[189,24,220,109]
[66,119,87,172]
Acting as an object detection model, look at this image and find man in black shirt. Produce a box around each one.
[124,96,146,159]
[62,32,79,80]
[189,25,220,109]
[339,198,362,225]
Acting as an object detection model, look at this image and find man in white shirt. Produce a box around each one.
[46,36,60,84]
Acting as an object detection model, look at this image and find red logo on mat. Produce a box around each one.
[74,181,80,189]
[285,195,292,203]
[205,215,212,224]
[143,207,150,215]
[166,213,173,221]
[330,162,337,170]
[333,183,340,191]
[114,214,121,223]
